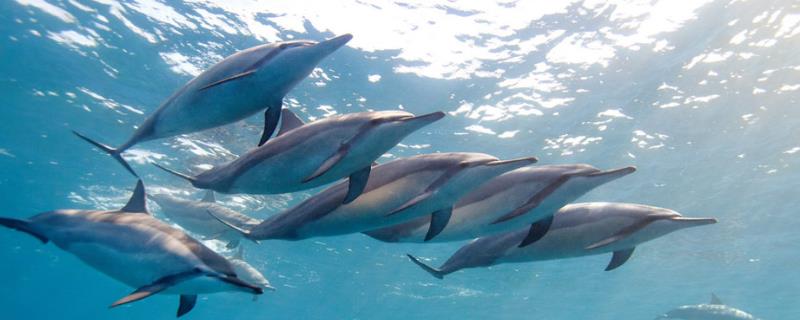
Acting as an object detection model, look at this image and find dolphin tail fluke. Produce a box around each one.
[153,163,197,185]
[0,217,48,244]
[406,254,445,279]
[72,130,138,177]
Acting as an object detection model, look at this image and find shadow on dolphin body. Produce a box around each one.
[0,180,264,317]
[406,202,717,279]
[73,34,353,177]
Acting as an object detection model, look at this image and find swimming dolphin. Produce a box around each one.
[406,202,716,279]
[73,34,353,177]
[227,247,275,293]
[211,153,538,241]
[0,181,263,317]
[365,164,635,245]
[149,190,260,248]
[655,294,760,320]
[155,109,444,204]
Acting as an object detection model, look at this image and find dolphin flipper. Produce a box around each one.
[276,109,306,137]
[303,144,348,183]
[120,180,148,214]
[387,166,463,216]
[424,207,452,241]
[406,254,445,279]
[343,166,370,204]
[491,175,571,224]
[110,269,203,308]
[585,217,661,250]
[386,191,432,216]
[518,215,555,248]
[605,247,635,271]
[225,238,241,249]
[72,131,138,177]
[201,190,216,203]
[258,103,283,147]
[177,295,197,317]
[199,70,256,91]
[0,217,48,244]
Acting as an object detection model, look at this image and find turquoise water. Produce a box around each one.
[1,0,798,319]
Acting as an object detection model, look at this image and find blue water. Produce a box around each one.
[1,0,798,319]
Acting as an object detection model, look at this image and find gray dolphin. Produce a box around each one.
[212,153,538,241]
[365,164,635,245]
[656,294,760,320]
[149,190,260,248]
[227,247,275,293]
[155,109,444,204]
[406,202,716,279]
[74,34,353,177]
[0,181,263,317]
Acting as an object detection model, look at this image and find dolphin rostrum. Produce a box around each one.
[155,109,444,204]
[365,164,635,245]
[74,34,353,177]
[149,190,260,248]
[655,294,760,320]
[0,180,263,317]
[406,202,717,279]
[211,153,538,242]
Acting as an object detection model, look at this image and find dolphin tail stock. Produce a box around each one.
[406,254,446,279]
[0,217,48,244]
[72,131,138,177]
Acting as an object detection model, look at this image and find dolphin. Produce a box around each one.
[149,190,260,248]
[365,164,635,245]
[406,202,717,279]
[227,247,275,293]
[655,294,760,320]
[155,109,444,204]
[73,34,353,177]
[211,153,538,241]
[0,180,263,317]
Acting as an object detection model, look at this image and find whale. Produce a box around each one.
[211,153,538,241]
[149,190,260,248]
[74,34,353,177]
[656,294,760,320]
[0,180,263,317]
[406,202,717,279]
[365,164,635,245]
[155,109,444,204]
[227,247,275,293]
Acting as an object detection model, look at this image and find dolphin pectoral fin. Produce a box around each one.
[276,109,306,137]
[110,269,202,308]
[424,207,453,241]
[120,180,148,214]
[710,293,723,305]
[406,254,445,279]
[177,295,198,317]
[518,215,555,247]
[303,145,348,183]
[258,103,283,147]
[491,176,571,225]
[225,238,241,249]
[386,191,433,216]
[206,210,253,239]
[199,69,256,91]
[153,163,197,185]
[585,218,659,250]
[0,217,48,244]
[605,247,635,271]
[72,130,138,177]
[201,190,216,203]
[343,166,371,204]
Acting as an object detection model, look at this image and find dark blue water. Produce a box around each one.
[1,0,797,319]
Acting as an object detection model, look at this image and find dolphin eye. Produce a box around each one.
[459,162,470,168]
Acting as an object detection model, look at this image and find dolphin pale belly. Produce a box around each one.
[212,152,537,242]
[0,181,263,317]
[74,34,353,177]
[227,247,275,293]
[656,294,760,320]
[365,164,635,244]
[406,202,716,279]
[156,110,444,204]
[149,190,260,248]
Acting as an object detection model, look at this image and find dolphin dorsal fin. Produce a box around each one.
[277,109,306,136]
[710,293,723,305]
[234,247,244,260]
[201,190,216,203]
[121,180,149,214]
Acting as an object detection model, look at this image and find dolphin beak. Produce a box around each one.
[401,111,445,127]
[315,34,353,54]
[588,166,636,178]
[485,156,538,167]
[671,217,718,227]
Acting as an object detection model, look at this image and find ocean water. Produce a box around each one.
[0,0,798,319]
